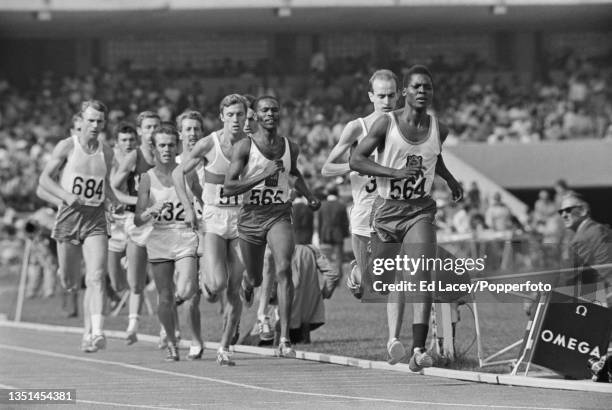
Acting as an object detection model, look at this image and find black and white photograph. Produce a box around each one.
[0,0,611,408]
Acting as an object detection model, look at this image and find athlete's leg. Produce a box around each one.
[126,241,147,335]
[352,234,369,282]
[107,250,127,293]
[402,219,436,352]
[266,221,295,342]
[202,233,230,294]
[151,261,178,345]
[239,239,266,289]
[187,289,203,351]
[57,241,82,292]
[82,234,108,338]
[220,238,244,348]
[175,256,198,302]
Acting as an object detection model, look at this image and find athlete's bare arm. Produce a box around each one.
[172,164,202,229]
[434,123,463,201]
[350,114,420,180]
[321,120,362,177]
[223,138,281,197]
[111,150,138,205]
[36,185,64,208]
[181,136,214,175]
[134,173,166,226]
[289,141,320,209]
[38,138,80,206]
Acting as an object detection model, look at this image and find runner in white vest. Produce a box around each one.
[174,97,249,365]
[39,100,120,353]
[322,69,399,299]
[134,123,199,362]
[351,66,463,370]
[224,96,320,358]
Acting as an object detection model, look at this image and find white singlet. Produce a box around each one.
[60,135,107,207]
[202,131,241,206]
[376,113,440,201]
[241,137,291,206]
[349,118,377,237]
[147,168,188,229]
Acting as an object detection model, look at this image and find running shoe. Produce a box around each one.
[80,337,97,353]
[408,347,434,372]
[239,280,254,308]
[92,334,106,350]
[386,338,406,365]
[187,345,204,360]
[126,332,138,346]
[166,343,180,362]
[258,317,274,342]
[166,344,180,362]
[276,339,296,358]
[216,348,235,366]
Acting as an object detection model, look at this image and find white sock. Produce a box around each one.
[127,315,139,333]
[91,314,104,336]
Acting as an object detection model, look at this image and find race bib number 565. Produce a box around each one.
[248,188,284,205]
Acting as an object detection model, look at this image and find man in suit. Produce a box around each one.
[558,193,611,305]
[317,185,349,278]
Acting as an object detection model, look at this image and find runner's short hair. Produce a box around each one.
[369,69,399,92]
[176,110,204,132]
[152,122,179,146]
[402,65,434,88]
[219,94,248,115]
[136,111,161,128]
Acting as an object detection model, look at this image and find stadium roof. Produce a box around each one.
[447,140,612,189]
[1,0,611,36]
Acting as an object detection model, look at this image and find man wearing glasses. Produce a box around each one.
[557,193,611,306]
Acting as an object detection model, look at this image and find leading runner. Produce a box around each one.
[350,65,463,370]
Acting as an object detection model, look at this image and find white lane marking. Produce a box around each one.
[0,343,574,410]
[78,399,186,409]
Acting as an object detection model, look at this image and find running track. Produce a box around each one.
[0,327,609,409]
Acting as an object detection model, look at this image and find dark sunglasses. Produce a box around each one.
[558,206,580,215]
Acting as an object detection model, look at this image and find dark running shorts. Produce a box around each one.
[238,203,292,246]
[371,196,436,243]
[51,203,108,245]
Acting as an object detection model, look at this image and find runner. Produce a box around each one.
[322,69,399,298]
[111,111,161,344]
[134,123,199,361]
[174,96,248,365]
[224,96,320,357]
[350,65,463,369]
[38,100,121,352]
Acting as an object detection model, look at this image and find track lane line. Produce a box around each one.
[0,343,575,410]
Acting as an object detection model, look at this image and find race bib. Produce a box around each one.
[247,187,285,205]
[216,185,241,206]
[71,175,105,206]
[155,201,186,224]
